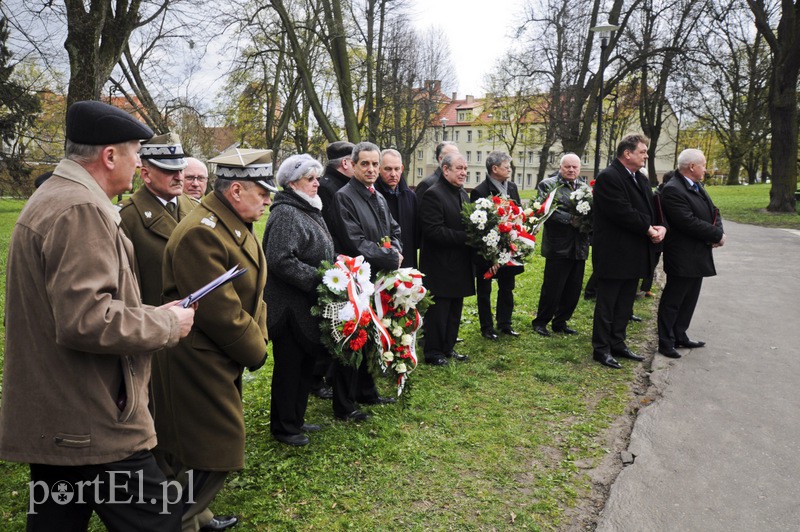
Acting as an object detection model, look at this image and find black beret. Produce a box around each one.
[326,141,355,161]
[66,100,154,145]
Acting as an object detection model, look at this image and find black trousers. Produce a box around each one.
[532,258,585,329]
[423,295,464,358]
[657,274,702,349]
[475,270,516,331]
[27,450,182,532]
[270,329,320,436]
[591,277,638,356]
[332,355,379,417]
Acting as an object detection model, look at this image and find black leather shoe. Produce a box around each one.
[612,348,645,361]
[425,355,448,366]
[532,324,551,337]
[658,347,682,358]
[629,315,643,322]
[481,329,499,340]
[675,339,706,348]
[336,410,370,422]
[200,515,239,531]
[499,327,520,337]
[274,433,310,446]
[301,423,321,432]
[593,353,622,369]
[446,350,469,362]
[360,396,396,405]
[312,385,333,399]
[552,325,577,335]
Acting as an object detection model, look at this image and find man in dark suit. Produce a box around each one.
[332,141,401,420]
[531,153,591,337]
[414,140,458,199]
[470,151,523,339]
[375,148,419,268]
[419,153,473,365]
[591,134,666,369]
[313,140,354,399]
[657,149,725,358]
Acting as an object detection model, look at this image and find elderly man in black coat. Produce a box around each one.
[419,152,474,366]
[591,134,666,369]
[332,141,401,420]
[657,149,725,358]
[531,153,591,337]
[375,148,418,268]
[470,151,523,340]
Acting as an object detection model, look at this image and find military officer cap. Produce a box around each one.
[326,141,355,161]
[66,100,154,145]
[139,132,189,171]
[209,149,278,193]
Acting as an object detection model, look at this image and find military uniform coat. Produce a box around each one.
[119,188,197,305]
[0,159,181,466]
[156,191,268,471]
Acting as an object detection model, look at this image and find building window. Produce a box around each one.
[458,110,472,122]
[467,130,473,142]
[477,151,482,163]
[466,151,472,162]
[550,153,556,164]
[454,130,460,141]
[528,151,534,164]
[416,168,423,177]
[417,150,423,160]
[467,171,471,182]
[434,131,440,142]
[527,174,532,186]
[477,130,483,140]
[583,152,590,163]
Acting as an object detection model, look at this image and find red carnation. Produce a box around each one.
[590,180,596,187]
[359,312,371,326]
[498,222,512,233]
[497,207,506,216]
[380,291,391,303]
[342,320,356,336]
[491,195,502,204]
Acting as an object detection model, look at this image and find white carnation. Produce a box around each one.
[338,302,356,321]
[576,200,591,215]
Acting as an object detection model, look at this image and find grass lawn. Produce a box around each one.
[0,197,649,530]
[0,177,793,529]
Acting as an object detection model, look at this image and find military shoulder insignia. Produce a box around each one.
[144,211,152,219]
[201,216,217,228]
[235,229,242,238]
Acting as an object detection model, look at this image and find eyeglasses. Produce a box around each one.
[185,176,208,182]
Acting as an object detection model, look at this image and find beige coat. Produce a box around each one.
[156,191,268,471]
[119,188,197,305]
[0,159,181,466]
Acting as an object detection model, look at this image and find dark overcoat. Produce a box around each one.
[119,188,196,305]
[263,189,335,345]
[660,175,724,278]
[156,191,268,471]
[592,159,659,279]
[334,178,402,273]
[414,167,444,199]
[318,166,350,252]
[375,176,418,268]
[419,180,475,298]
[537,175,591,260]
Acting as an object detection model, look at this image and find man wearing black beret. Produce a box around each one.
[0,100,196,530]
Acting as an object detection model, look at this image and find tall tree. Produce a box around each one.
[0,12,41,194]
[747,0,799,212]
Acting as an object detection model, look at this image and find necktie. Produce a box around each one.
[692,183,700,192]
[165,201,177,219]
[368,185,376,194]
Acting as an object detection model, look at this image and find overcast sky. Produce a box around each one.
[409,0,526,99]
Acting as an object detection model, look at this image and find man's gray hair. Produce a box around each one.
[486,150,511,174]
[65,140,104,165]
[560,152,581,166]
[352,141,380,164]
[441,152,465,169]
[435,141,458,161]
[677,148,705,170]
[214,178,256,194]
[380,148,402,162]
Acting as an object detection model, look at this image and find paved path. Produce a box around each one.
[597,221,800,531]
